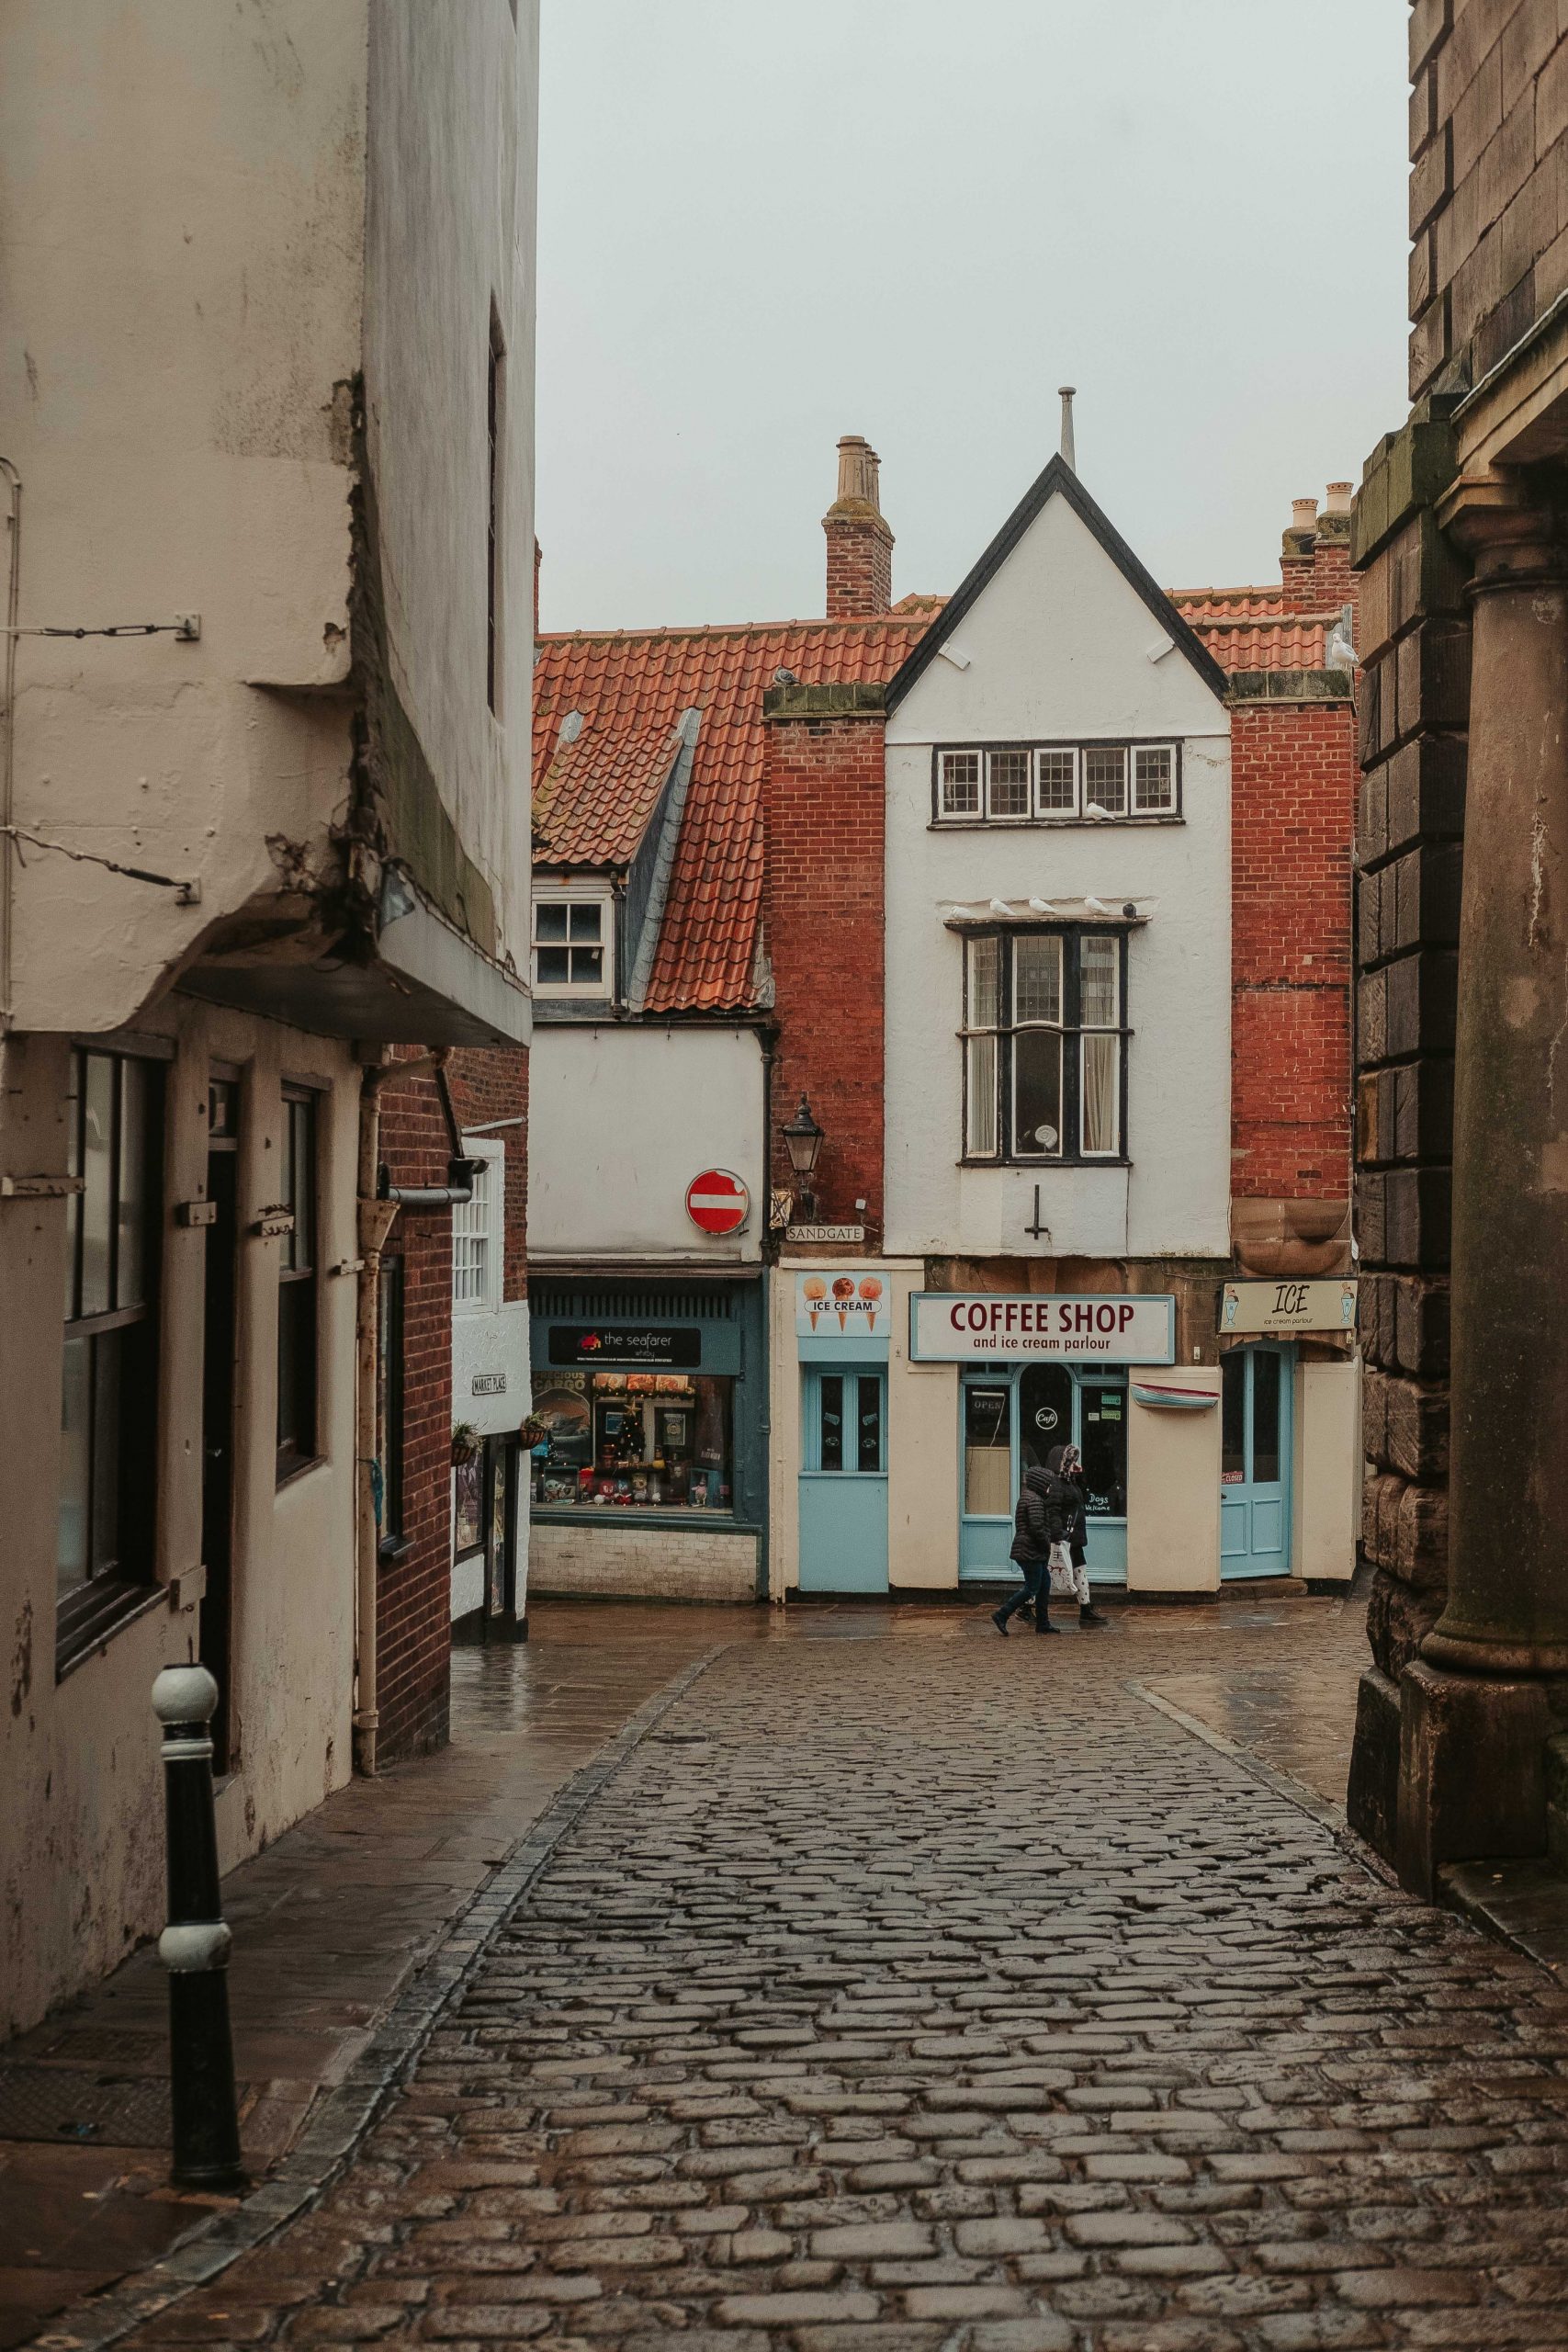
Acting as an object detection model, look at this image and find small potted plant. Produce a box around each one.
[519,1414,546,1450]
[450,1419,480,1466]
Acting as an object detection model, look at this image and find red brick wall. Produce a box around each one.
[763,713,886,1230]
[824,517,893,619]
[374,1043,527,1765]
[1230,700,1358,1203]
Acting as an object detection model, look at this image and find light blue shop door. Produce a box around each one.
[1220,1344,1292,1579]
[798,1367,888,1592]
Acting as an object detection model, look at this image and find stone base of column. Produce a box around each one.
[1393,1660,1551,1899]
[1346,1667,1402,1861]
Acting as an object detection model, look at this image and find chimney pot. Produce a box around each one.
[1324,481,1353,515]
[1292,497,1320,533]
[824,433,894,619]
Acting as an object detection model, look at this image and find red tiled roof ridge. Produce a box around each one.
[536,612,931,646]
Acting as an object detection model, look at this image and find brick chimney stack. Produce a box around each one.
[823,435,894,619]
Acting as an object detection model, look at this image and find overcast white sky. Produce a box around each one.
[536,1,1409,632]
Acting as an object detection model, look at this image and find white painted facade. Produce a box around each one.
[528,1026,766,1264]
[884,489,1233,1263]
[0,0,538,2033]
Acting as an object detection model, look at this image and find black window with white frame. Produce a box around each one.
[58,1046,164,1664]
[962,928,1129,1164]
[532,892,612,995]
[935,741,1179,826]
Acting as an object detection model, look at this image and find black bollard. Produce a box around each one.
[151,1665,243,2190]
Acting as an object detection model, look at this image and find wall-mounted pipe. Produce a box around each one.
[1,459,21,1036]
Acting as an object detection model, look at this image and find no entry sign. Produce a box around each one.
[685,1169,750,1237]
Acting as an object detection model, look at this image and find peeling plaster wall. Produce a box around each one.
[0,0,370,1034]
[361,0,537,970]
[0,1006,357,2038]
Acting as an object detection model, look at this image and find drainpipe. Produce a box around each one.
[354,1057,398,1778]
[0,460,20,1037]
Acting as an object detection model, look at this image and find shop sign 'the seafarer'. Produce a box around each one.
[909,1293,1177,1364]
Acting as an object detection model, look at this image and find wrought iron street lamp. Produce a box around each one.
[781,1093,825,1219]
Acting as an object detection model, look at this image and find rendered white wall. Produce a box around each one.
[364,0,538,971]
[0,1,369,1033]
[884,487,1232,1264]
[529,1026,765,1262]
[1124,1374,1223,1593]
[1293,1355,1359,1586]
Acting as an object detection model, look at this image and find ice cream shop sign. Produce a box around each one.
[795,1272,886,1337]
[910,1293,1177,1363]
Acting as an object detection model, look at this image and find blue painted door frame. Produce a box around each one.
[1219,1342,1293,1579]
[798,1365,889,1593]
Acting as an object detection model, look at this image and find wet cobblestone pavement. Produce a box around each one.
[115,1603,1568,2350]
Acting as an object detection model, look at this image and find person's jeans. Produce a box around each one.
[998,1556,1048,1626]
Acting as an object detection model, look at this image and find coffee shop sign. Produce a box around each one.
[909,1294,1176,1364]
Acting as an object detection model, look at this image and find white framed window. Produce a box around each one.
[961,928,1128,1162]
[453,1138,503,1312]
[1133,744,1176,812]
[934,742,1179,825]
[986,749,1032,820]
[532,893,612,994]
[1035,747,1078,816]
[939,750,981,817]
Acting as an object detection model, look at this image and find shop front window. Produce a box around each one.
[530,1369,734,1511]
[963,1383,1011,1516]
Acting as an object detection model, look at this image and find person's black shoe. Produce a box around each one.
[991,1606,1010,1636]
[1018,1602,1034,1623]
[1034,1611,1056,1634]
[1078,1605,1111,1630]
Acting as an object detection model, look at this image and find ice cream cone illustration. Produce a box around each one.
[831,1276,855,1331]
[859,1276,884,1332]
[803,1276,827,1331]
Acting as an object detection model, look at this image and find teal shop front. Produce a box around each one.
[528,1276,766,1580]
[794,1271,891,1593]
[907,1291,1177,1589]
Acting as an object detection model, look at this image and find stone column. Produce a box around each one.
[1423,479,1568,1678]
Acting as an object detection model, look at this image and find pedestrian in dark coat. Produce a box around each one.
[1041,1444,1111,1629]
[991,1463,1064,1636]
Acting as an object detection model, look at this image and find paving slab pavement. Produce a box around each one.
[11,1582,1568,2351]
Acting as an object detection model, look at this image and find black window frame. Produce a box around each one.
[276,1085,321,1483]
[57,1046,164,1670]
[931,738,1183,828]
[960,925,1132,1167]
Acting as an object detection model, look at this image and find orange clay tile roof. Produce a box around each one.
[1169,587,1334,671]
[532,616,932,1012]
[533,716,679,865]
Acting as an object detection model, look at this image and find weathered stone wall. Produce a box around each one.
[1352,408,1468,1688]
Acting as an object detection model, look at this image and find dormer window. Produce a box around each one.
[934,741,1180,826]
[533,892,612,996]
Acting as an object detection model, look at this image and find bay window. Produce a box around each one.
[962,926,1128,1162]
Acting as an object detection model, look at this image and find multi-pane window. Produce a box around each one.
[963,928,1127,1161]
[276,1088,319,1478]
[58,1050,162,1653]
[934,741,1179,824]
[452,1144,501,1311]
[532,896,610,993]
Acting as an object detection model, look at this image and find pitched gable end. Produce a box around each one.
[886,454,1228,710]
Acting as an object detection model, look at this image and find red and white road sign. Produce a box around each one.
[685,1169,750,1236]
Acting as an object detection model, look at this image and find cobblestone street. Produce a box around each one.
[88,1597,1568,2352]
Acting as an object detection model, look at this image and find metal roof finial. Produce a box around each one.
[1057,387,1077,472]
